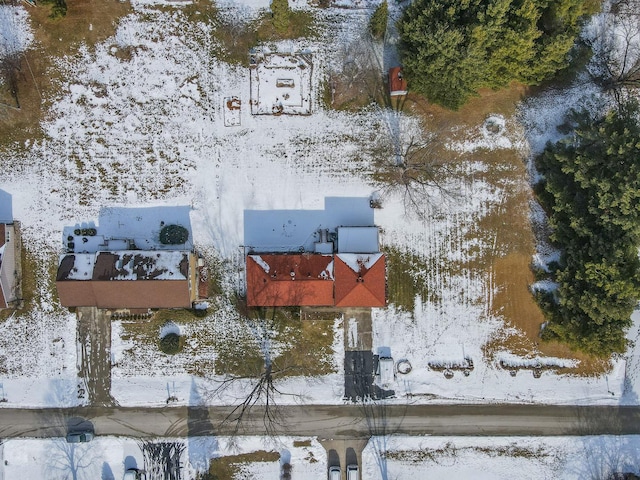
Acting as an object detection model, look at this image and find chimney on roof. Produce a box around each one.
[290,270,295,280]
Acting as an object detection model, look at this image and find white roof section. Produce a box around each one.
[62,205,193,253]
[60,253,95,280]
[337,226,379,253]
[0,189,13,224]
[337,253,383,273]
[244,197,375,253]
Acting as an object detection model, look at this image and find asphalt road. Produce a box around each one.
[0,404,639,440]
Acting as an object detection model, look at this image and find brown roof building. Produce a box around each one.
[56,206,203,310]
[56,250,198,309]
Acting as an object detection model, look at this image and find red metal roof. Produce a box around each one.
[334,254,386,307]
[246,254,334,307]
[246,253,386,308]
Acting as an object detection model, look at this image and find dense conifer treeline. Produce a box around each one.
[536,101,640,356]
[398,0,599,109]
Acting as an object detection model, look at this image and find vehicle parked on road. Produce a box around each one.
[347,464,358,480]
[65,431,94,443]
[329,465,341,480]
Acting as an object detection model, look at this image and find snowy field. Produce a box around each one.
[2,434,640,480]
[0,0,638,411]
[0,0,640,478]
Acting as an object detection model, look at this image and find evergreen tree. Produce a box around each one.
[536,101,640,356]
[271,0,291,35]
[369,0,388,40]
[397,0,595,109]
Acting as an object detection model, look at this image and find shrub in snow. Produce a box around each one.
[159,332,183,355]
[159,321,184,355]
[159,224,189,245]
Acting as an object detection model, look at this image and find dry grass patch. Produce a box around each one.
[397,88,612,374]
[0,0,131,145]
[204,450,280,480]
[215,308,337,377]
[384,246,433,313]
[404,83,530,132]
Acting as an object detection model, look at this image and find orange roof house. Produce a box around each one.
[246,254,334,307]
[389,67,408,97]
[244,198,386,308]
[334,254,386,308]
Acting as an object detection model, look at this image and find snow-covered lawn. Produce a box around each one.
[1,0,640,478]
[0,0,638,415]
[1,435,327,480]
[3,434,640,480]
[363,435,640,480]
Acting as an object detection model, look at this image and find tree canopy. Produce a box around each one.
[398,0,597,109]
[369,0,388,40]
[271,0,291,35]
[535,101,640,356]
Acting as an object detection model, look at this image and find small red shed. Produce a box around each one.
[388,67,408,97]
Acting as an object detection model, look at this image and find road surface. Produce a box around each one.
[0,404,638,439]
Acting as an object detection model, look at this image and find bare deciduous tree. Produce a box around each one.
[372,117,458,220]
[0,4,33,109]
[587,0,640,101]
[138,440,186,480]
[206,307,306,440]
[46,440,97,480]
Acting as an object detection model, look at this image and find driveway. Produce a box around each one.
[76,307,117,406]
[342,308,394,402]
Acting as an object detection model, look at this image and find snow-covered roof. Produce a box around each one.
[337,226,379,253]
[0,189,13,224]
[62,205,193,253]
[336,252,383,273]
[244,197,374,253]
[57,250,190,281]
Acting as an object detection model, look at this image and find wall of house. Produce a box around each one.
[0,224,17,306]
[188,253,198,303]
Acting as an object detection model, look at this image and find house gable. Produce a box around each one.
[334,254,386,307]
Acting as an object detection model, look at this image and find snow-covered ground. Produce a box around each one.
[1,0,640,478]
[0,0,638,410]
[2,434,640,480]
[362,434,640,480]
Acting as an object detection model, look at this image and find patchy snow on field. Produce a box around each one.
[363,435,640,480]
[0,0,637,414]
[1,435,327,480]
